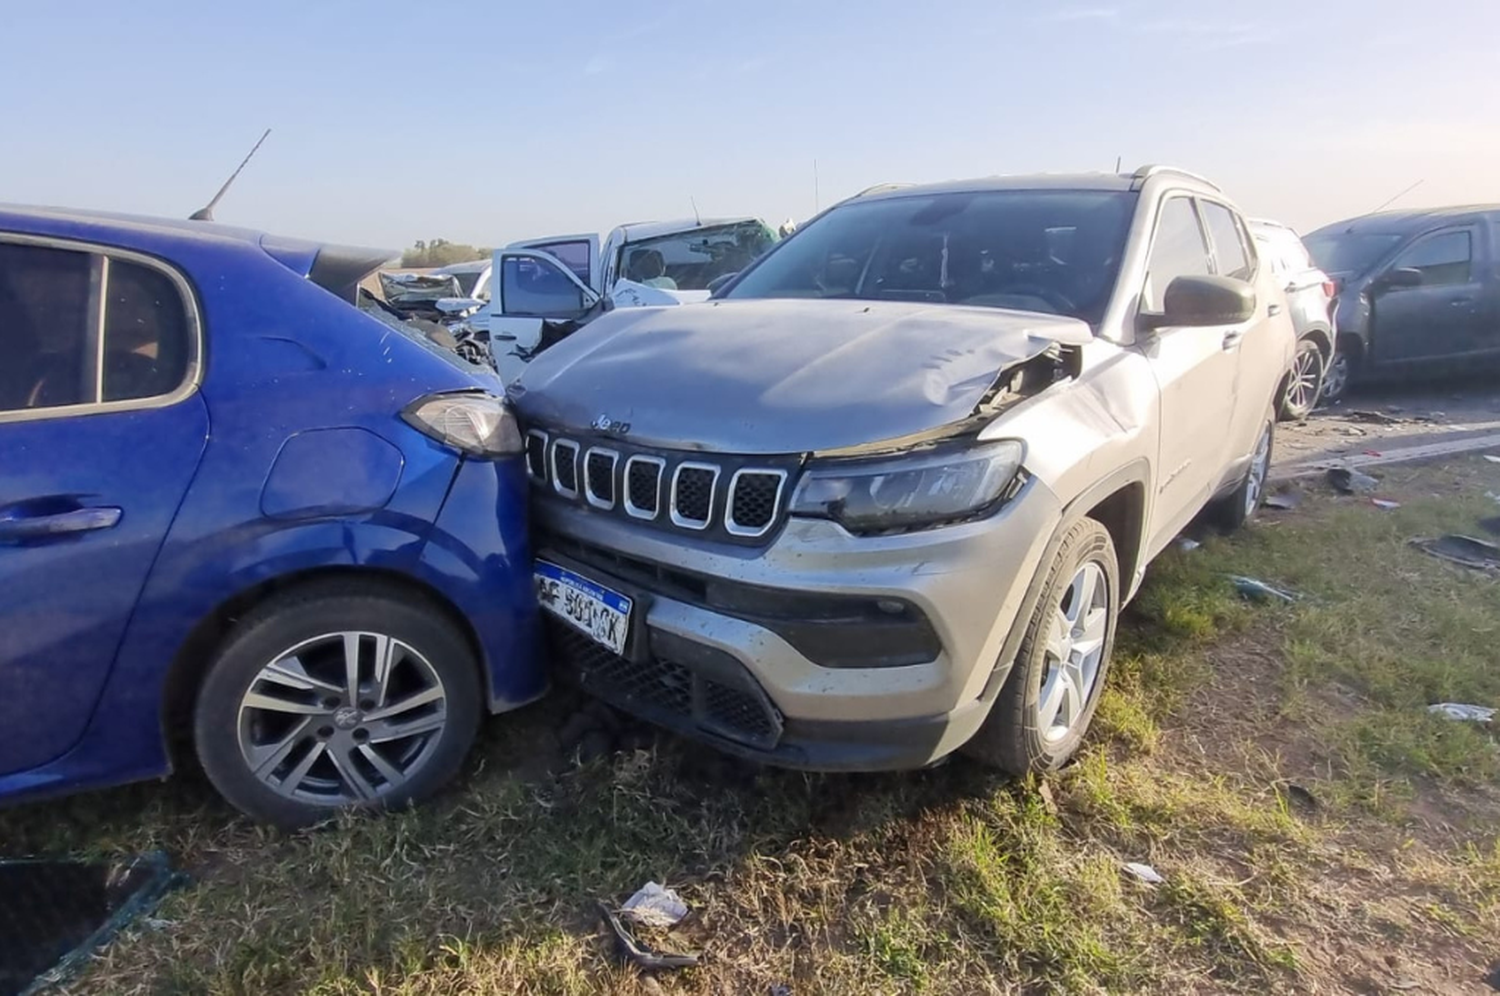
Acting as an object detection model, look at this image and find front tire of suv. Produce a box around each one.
[1210,412,1274,533]
[1278,338,1325,421]
[963,517,1119,775]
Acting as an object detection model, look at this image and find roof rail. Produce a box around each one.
[851,182,912,198]
[1129,164,1221,192]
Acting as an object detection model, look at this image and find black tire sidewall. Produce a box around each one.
[966,517,1120,773]
[194,585,482,828]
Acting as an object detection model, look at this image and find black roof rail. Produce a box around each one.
[1129,165,1222,192]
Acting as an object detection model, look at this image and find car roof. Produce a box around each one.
[617,217,763,242]
[849,167,1229,205]
[0,202,285,250]
[433,260,490,274]
[1312,205,1500,237]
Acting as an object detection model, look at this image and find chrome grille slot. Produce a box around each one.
[551,439,580,497]
[726,469,787,537]
[625,456,665,519]
[670,463,718,530]
[584,448,618,509]
[525,430,548,480]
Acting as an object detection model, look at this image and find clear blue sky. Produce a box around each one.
[4,0,1497,251]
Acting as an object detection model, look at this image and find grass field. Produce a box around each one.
[4,456,1499,995]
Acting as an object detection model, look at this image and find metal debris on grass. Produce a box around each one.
[1176,537,1201,552]
[1122,862,1165,885]
[1410,535,1500,571]
[1230,576,1300,604]
[1483,454,1500,464]
[598,902,701,971]
[1370,498,1401,510]
[1347,410,1405,425]
[621,882,689,929]
[1328,467,1380,495]
[1428,703,1496,724]
[1264,492,1300,511]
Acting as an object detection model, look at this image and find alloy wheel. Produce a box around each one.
[1322,353,1350,401]
[236,631,449,805]
[1285,346,1324,414]
[1037,561,1110,743]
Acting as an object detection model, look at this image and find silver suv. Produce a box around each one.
[511,166,1296,774]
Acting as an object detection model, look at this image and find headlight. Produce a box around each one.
[402,392,523,458]
[788,440,1024,533]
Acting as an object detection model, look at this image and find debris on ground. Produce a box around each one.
[1037,780,1059,817]
[1347,410,1405,426]
[621,883,689,929]
[1370,498,1401,510]
[1479,516,1500,537]
[1231,576,1300,604]
[1122,862,1165,885]
[1176,537,1201,552]
[0,852,184,996]
[1328,467,1380,494]
[1484,454,1500,464]
[1274,780,1321,812]
[1410,535,1500,571]
[1483,960,1500,992]
[598,902,701,971]
[1264,492,1301,511]
[1428,703,1496,724]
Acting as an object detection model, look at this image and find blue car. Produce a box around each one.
[0,206,543,827]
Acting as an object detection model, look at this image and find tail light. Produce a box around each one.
[1322,279,1338,300]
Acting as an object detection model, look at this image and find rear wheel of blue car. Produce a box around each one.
[194,581,482,828]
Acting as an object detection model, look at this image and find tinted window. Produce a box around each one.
[1390,231,1471,286]
[1201,202,1252,280]
[102,259,192,402]
[500,256,586,317]
[1304,231,1403,275]
[1142,198,1211,311]
[725,191,1136,325]
[531,241,592,284]
[0,242,193,415]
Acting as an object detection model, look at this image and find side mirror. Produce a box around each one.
[1374,266,1423,291]
[706,272,738,298]
[1142,275,1256,330]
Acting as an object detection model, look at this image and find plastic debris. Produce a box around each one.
[1484,960,1500,992]
[621,882,689,929]
[1348,409,1404,425]
[1328,467,1379,494]
[1410,535,1500,571]
[1370,498,1401,510]
[1484,454,1500,464]
[1122,862,1165,885]
[1264,492,1300,511]
[1479,516,1500,537]
[1231,576,1300,603]
[598,902,701,971]
[1276,781,1320,812]
[1428,703,1496,724]
[1176,537,1201,552]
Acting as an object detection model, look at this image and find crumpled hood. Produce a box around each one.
[509,298,1091,454]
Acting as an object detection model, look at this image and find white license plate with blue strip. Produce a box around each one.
[534,561,632,655]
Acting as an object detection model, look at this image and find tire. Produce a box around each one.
[1210,411,1274,533]
[194,580,482,828]
[1320,347,1354,403]
[963,517,1119,774]
[1278,338,1325,421]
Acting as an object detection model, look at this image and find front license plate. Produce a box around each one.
[534,561,633,655]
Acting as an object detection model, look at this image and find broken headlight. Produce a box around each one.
[402,391,523,458]
[788,440,1024,533]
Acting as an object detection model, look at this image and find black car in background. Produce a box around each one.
[1305,206,1500,394]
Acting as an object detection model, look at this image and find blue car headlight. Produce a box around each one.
[788,440,1025,533]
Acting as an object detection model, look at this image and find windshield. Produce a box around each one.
[621,221,777,291]
[1304,231,1404,276]
[724,190,1136,324]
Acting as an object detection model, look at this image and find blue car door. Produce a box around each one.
[0,239,207,777]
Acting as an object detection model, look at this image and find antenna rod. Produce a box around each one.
[1371,178,1424,214]
[190,128,271,221]
[690,196,701,226]
[1114,155,1122,172]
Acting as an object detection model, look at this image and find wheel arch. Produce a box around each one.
[158,566,487,770]
[1301,325,1334,360]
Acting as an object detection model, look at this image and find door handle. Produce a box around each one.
[0,507,122,542]
[1268,303,1283,316]
[1222,330,1245,351]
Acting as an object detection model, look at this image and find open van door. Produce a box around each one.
[487,248,601,382]
[507,233,601,291]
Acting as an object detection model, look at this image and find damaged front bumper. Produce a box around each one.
[535,475,1062,770]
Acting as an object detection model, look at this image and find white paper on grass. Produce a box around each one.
[1122,862,1165,885]
[1428,703,1496,724]
[621,882,689,927]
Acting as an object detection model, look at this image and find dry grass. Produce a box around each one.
[5,456,1500,994]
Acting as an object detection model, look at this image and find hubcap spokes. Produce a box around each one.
[1287,350,1321,411]
[237,632,447,805]
[1037,561,1109,743]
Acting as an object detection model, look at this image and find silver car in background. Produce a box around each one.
[1250,218,1338,416]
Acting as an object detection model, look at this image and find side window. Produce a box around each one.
[526,240,591,284]
[1201,202,1253,280]
[499,255,587,317]
[1390,231,1471,286]
[102,259,193,403]
[1142,197,1212,311]
[0,241,193,415]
